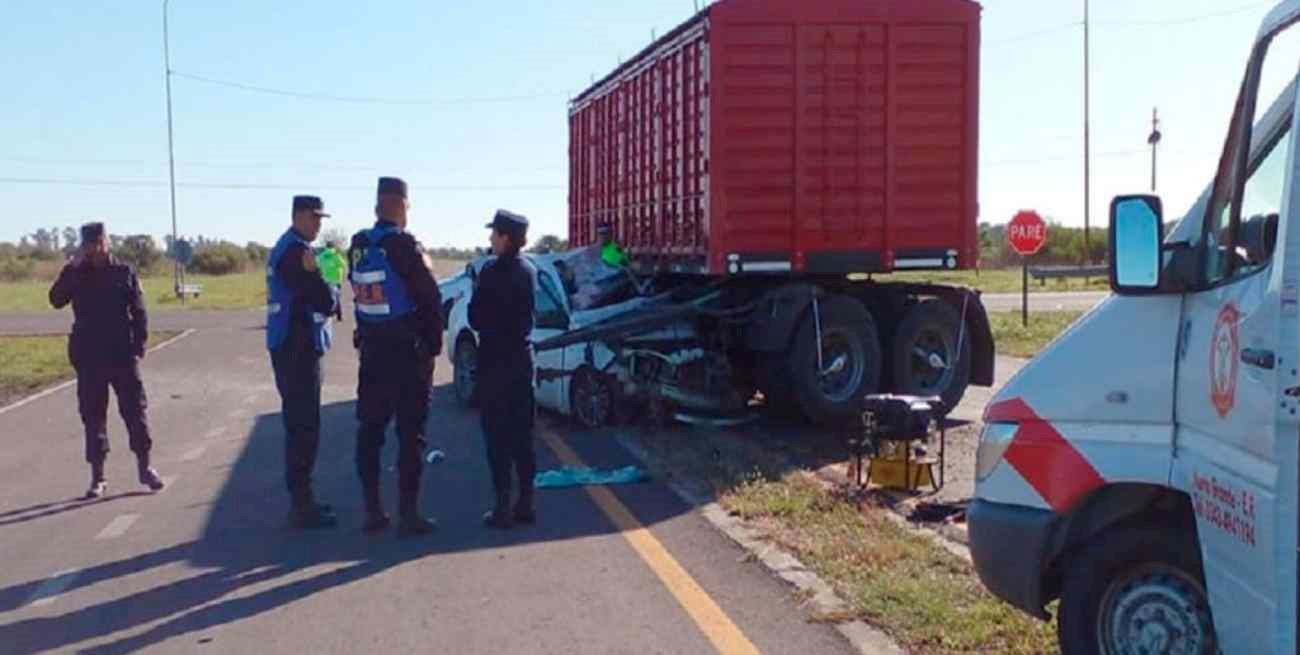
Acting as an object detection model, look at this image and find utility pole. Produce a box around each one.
[1083,0,1092,264]
[163,0,182,298]
[1148,107,1162,193]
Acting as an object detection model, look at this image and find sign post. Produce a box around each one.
[1007,210,1048,327]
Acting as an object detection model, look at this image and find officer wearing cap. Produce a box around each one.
[49,222,165,499]
[349,177,443,537]
[471,209,538,529]
[267,195,339,529]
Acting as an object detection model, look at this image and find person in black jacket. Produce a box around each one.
[49,222,165,499]
[266,195,339,529]
[349,177,443,537]
[470,210,537,529]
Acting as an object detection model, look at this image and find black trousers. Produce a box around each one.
[479,365,536,499]
[76,358,151,464]
[271,343,322,505]
[356,338,433,508]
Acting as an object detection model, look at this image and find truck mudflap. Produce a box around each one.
[967,499,1060,620]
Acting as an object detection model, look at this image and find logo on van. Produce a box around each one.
[1210,303,1241,419]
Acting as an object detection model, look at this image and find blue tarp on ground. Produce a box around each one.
[535,465,651,489]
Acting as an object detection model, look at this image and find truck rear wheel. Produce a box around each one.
[788,296,882,425]
[1058,524,1216,655]
[891,300,972,414]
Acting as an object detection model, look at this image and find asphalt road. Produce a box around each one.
[0,318,855,655]
[981,291,1108,313]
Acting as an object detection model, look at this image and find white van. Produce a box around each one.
[969,3,1300,653]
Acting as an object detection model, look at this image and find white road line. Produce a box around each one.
[202,427,224,440]
[0,329,197,417]
[26,569,80,608]
[95,514,141,541]
[180,446,207,462]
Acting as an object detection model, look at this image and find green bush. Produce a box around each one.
[114,235,163,275]
[190,242,248,276]
[0,255,36,282]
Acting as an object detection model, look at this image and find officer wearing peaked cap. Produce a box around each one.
[267,195,339,529]
[49,222,165,499]
[349,177,443,537]
[471,209,538,529]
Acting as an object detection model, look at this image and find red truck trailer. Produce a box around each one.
[559,0,992,423]
[570,0,980,277]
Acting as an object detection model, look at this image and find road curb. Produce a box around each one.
[616,432,907,655]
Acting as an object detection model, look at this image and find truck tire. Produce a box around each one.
[453,334,479,408]
[891,300,972,414]
[1058,524,1216,655]
[787,296,882,425]
[757,355,796,413]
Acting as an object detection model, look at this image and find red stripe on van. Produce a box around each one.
[984,398,1104,513]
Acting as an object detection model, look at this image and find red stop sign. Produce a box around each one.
[1007,210,1047,256]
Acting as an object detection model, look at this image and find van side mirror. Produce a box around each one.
[1109,195,1165,295]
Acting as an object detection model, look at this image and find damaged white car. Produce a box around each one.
[444,250,757,428]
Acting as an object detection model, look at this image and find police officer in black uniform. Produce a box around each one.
[470,210,537,529]
[266,195,339,529]
[49,222,165,499]
[349,177,443,537]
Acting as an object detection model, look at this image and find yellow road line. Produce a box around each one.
[539,431,762,655]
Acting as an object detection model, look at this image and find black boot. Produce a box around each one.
[289,490,338,530]
[396,491,437,538]
[136,454,165,492]
[362,486,390,534]
[483,491,513,530]
[85,461,107,499]
[513,488,535,525]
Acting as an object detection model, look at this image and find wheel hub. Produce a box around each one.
[816,332,864,403]
[909,329,953,392]
[1100,568,1213,655]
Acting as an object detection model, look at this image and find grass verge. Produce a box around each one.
[628,425,1059,654]
[884,268,1107,294]
[0,331,181,406]
[0,259,469,313]
[989,311,1084,358]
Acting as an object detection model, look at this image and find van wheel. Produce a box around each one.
[1058,524,1216,655]
[571,367,616,429]
[891,300,972,414]
[787,296,882,425]
[453,335,479,407]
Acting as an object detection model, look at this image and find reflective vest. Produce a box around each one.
[317,247,347,286]
[266,229,334,354]
[350,223,415,324]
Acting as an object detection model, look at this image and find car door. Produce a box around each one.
[531,267,571,413]
[1171,26,1300,652]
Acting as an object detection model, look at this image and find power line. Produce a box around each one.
[0,176,564,191]
[0,154,564,175]
[982,148,1150,168]
[1095,1,1270,27]
[171,70,560,105]
[986,21,1081,48]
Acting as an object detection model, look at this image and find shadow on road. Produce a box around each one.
[0,385,695,654]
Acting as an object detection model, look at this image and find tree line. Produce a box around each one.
[0,226,481,282]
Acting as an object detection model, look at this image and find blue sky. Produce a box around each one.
[0,0,1286,250]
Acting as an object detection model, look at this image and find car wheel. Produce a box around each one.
[453,334,479,407]
[1058,523,1216,655]
[571,366,616,429]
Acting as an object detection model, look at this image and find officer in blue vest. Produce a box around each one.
[267,195,338,529]
[471,210,537,529]
[349,177,443,537]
